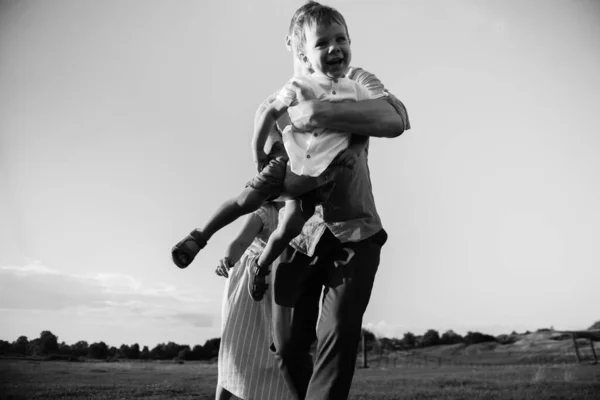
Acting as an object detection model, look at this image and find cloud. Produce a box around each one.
[0,263,207,317]
[1,263,60,275]
[0,264,105,310]
[162,312,213,328]
[363,320,406,339]
[95,273,141,293]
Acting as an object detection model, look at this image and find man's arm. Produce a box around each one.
[314,99,405,138]
[288,68,410,138]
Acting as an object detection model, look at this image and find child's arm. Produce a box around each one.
[252,99,288,172]
[215,212,264,278]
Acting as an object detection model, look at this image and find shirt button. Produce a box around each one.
[313,133,318,137]
[332,90,336,95]
[306,154,311,159]
[333,79,338,83]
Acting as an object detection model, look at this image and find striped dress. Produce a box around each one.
[218,205,294,400]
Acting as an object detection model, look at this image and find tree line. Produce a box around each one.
[384,320,599,350]
[361,328,508,352]
[4,324,591,361]
[0,329,505,361]
[0,331,221,361]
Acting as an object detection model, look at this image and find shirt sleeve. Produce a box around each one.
[348,67,387,100]
[255,91,285,149]
[348,67,411,131]
[288,206,326,257]
[275,78,300,107]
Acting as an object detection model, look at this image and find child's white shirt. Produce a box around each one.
[276,72,386,177]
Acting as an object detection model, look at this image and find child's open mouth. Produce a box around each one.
[326,58,344,66]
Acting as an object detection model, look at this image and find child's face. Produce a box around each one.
[300,22,351,79]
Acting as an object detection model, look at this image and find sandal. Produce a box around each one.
[248,257,270,301]
[171,230,208,269]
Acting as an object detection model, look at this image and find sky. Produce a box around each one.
[1,0,600,349]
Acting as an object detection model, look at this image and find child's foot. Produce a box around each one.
[171,230,208,269]
[248,257,270,301]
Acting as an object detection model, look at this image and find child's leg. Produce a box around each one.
[248,199,314,301]
[257,199,315,269]
[200,186,269,240]
[171,187,269,269]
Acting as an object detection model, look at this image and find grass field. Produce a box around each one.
[1,358,599,399]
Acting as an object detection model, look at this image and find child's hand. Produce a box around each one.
[254,149,269,173]
[215,257,234,278]
[287,80,321,132]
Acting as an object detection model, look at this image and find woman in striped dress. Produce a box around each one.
[214,202,294,400]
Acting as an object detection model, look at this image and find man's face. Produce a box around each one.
[300,21,351,79]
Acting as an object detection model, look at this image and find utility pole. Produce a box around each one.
[362,331,368,368]
[572,335,581,363]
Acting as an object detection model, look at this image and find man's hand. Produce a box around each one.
[215,257,234,278]
[287,80,324,132]
[253,149,268,173]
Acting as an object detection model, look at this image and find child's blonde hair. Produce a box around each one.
[288,1,349,58]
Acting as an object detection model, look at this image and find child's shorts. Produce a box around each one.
[246,141,288,200]
[246,142,347,204]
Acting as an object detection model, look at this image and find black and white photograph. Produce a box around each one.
[1,0,599,399]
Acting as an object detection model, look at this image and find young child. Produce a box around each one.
[172,2,388,301]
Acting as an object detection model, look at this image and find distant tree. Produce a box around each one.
[361,328,376,342]
[129,343,140,359]
[378,337,400,351]
[88,342,109,359]
[388,338,405,350]
[108,346,118,358]
[180,344,191,354]
[13,336,29,355]
[202,338,220,359]
[0,340,11,355]
[147,342,191,360]
[401,332,416,348]
[440,330,464,345]
[140,346,150,360]
[496,334,518,345]
[119,344,131,359]
[28,338,40,356]
[421,329,440,347]
[190,344,205,360]
[589,320,600,330]
[58,342,72,355]
[150,343,166,360]
[163,342,181,359]
[464,331,497,345]
[72,341,89,357]
[178,349,188,361]
[37,331,59,355]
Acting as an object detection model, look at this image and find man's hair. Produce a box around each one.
[288,1,349,57]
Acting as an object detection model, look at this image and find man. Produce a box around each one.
[259,3,411,399]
